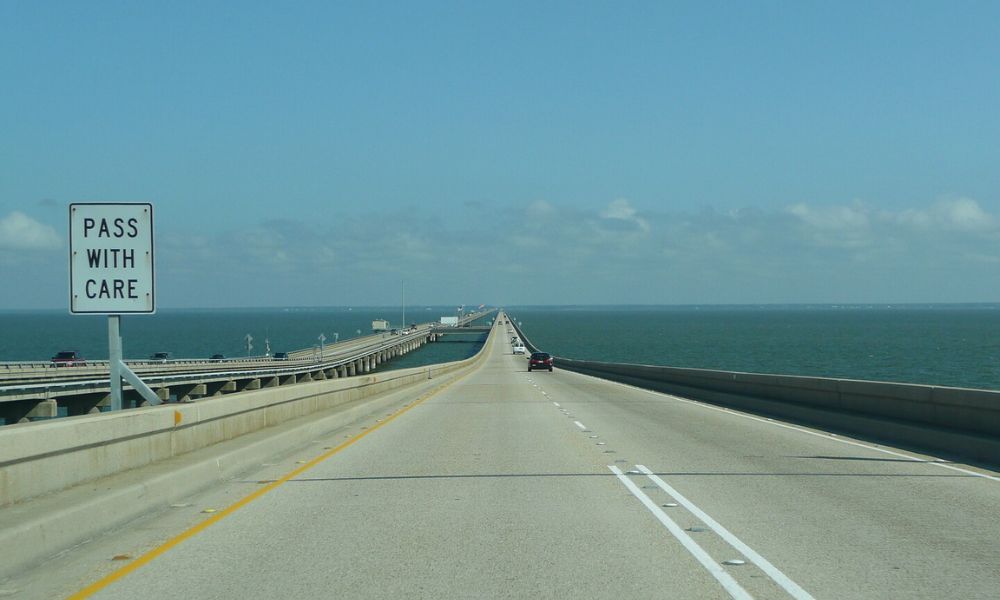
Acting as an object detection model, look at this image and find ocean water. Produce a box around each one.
[4,305,1000,391]
[508,305,1000,391]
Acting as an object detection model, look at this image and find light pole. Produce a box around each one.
[333,332,339,344]
[318,333,326,360]
[245,334,253,358]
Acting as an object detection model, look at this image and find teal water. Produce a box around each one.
[509,305,1000,391]
[4,305,1000,391]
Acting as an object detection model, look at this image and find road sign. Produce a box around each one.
[69,203,155,314]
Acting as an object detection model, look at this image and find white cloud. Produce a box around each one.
[526,200,556,218]
[0,211,61,251]
[897,197,995,233]
[787,202,870,231]
[599,198,650,234]
[66,195,1000,307]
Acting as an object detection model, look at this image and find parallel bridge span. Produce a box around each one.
[0,310,495,424]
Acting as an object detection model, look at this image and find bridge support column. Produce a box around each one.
[242,379,261,391]
[156,387,170,402]
[348,362,357,376]
[177,383,207,402]
[25,399,59,421]
[338,365,348,378]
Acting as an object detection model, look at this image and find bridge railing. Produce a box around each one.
[509,318,1000,466]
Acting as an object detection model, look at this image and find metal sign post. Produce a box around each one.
[70,203,159,410]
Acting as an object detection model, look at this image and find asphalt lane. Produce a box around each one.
[68,315,1000,599]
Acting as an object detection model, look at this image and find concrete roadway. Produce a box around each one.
[15,315,1000,599]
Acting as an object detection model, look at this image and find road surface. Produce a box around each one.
[11,315,999,599]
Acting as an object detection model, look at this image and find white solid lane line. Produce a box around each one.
[574,421,587,430]
[636,465,815,600]
[553,402,560,407]
[609,466,753,600]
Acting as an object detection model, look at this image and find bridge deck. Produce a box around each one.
[14,313,1000,599]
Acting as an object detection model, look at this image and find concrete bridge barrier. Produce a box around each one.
[0,323,495,509]
[507,321,1000,466]
[555,358,1000,465]
[0,322,495,579]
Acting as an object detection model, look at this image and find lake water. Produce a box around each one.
[3,305,999,390]
[508,304,1000,391]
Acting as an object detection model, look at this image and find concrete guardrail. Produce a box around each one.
[0,321,496,508]
[509,320,1000,466]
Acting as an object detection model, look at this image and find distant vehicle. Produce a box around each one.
[390,329,400,335]
[513,343,526,355]
[51,351,86,367]
[150,352,171,363]
[209,354,225,362]
[273,352,289,360]
[528,352,553,372]
[372,319,391,332]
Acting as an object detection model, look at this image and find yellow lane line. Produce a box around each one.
[68,373,469,599]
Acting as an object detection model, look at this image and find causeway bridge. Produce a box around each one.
[1,310,999,599]
[0,310,492,424]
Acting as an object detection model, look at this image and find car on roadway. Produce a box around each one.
[273,352,289,360]
[513,343,526,355]
[150,352,171,363]
[528,352,553,372]
[209,354,225,362]
[51,351,86,367]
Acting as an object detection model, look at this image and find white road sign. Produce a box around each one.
[69,203,155,314]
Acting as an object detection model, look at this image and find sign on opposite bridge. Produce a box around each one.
[69,203,155,314]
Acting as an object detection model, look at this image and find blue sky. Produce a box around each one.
[2,1,999,308]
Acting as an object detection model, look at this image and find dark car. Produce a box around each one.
[150,352,171,363]
[528,352,553,372]
[273,352,289,360]
[51,351,86,367]
[209,354,225,362]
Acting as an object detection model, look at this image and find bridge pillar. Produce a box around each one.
[156,387,170,402]
[177,383,207,402]
[314,370,327,380]
[338,365,348,378]
[25,399,58,421]
[363,356,371,373]
[348,362,357,376]
[242,379,262,391]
